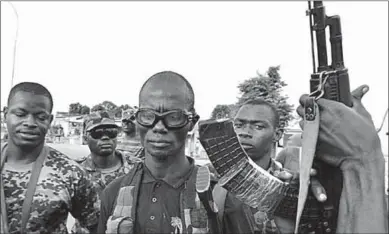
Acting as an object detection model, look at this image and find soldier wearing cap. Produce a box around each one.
[116,108,143,158]
[71,111,141,233]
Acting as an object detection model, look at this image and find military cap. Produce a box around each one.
[84,111,118,132]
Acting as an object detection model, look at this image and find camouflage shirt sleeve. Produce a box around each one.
[69,166,100,233]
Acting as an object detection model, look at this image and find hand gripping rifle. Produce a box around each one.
[197,2,352,234]
[296,1,353,233]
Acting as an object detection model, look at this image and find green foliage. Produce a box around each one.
[80,105,90,115]
[237,66,294,129]
[69,102,90,115]
[211,105,231,119]
[210,66,294,129]
[90,101,137,118]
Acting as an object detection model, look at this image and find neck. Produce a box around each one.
[124,132,136,140]
[145,147,190,181]
[253,144,275,170]
[91,151,120,169]
[254,154,271,170]
[5,140,44,164]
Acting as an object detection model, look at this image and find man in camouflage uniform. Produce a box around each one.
[71,111,142,233]
[116,108,143,158]
[1,82,99,234]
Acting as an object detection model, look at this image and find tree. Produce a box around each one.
[69,102,82,115]
[80,105,90,115]
[90,101,138,118]
[211,105,232,119]
[101,101,117,112]
[237,66,294,129]
[69,103,90,115]
[91,104,106,112]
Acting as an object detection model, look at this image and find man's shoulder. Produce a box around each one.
[104,163,142,192]
[101,167,138,207]
[116,150,143,164]
[45,146,89,177]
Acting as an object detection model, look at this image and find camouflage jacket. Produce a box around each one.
[71,150,141,233]
[78,150,142,195]
[1,144,99,234]
[116,139,144,159]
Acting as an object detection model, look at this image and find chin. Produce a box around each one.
[16,142,41,151]
[15,137,43,147]
[147,149,171,161]
[99,150,114,157]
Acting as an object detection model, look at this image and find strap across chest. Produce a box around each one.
[1,143,48,234]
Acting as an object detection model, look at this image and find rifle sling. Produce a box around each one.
[294,97,320,233]
[0,144,48,234]
[1,144,9,233]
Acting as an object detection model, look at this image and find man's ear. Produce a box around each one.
[273,128,283,142]
[188,114,200,132]
[3,107,8,121]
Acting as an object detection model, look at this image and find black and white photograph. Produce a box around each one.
[1,1,388,233]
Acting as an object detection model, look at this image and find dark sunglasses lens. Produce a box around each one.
[90,128,118,139]
[90,130,103,139]
[136,110,156,126]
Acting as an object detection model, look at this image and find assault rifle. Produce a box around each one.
[198,2,353,234]
[304,1,352,233]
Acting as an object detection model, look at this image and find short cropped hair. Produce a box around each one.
[240,98,280,128]
[140,71,195,111]
[7,82,53,112]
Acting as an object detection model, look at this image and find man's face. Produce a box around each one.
[137,89,193,161]
[87,127,118,156]
[234,104,276,161]
[5,91,53,150]
[122,120,136,134]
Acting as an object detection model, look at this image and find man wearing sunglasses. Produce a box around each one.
[116,108,143,158]
[72,111,142,233]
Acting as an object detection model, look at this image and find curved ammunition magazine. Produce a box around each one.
[198,119,335,232]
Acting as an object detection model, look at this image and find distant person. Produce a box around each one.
[275,132,302,172]
[116,108,143,158]
[71,111,141,233]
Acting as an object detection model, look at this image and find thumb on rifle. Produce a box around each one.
[351,84,369,101]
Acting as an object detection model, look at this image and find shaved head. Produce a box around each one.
[137,71,197,161]
[139,71,195,111]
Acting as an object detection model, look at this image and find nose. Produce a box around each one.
[100,134,110,140]
[237,125,252,139]
[152,119,168,133]
[23,115,38,128]
[238,131,252,139]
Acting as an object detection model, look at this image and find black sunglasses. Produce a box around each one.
[122,116,136,123]
[89,128,119,139]
[135,108,196,129]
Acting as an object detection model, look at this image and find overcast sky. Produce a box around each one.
[1,1,388,151]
